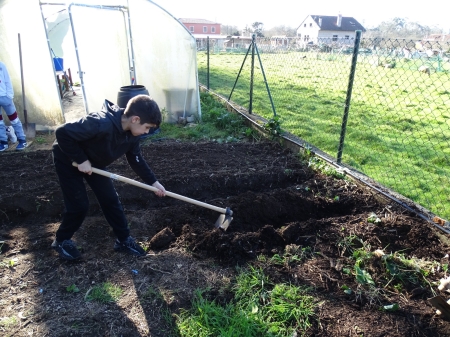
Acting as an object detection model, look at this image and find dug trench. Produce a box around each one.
[1,139,450,336]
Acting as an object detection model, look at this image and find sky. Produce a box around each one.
[153,0,450,33]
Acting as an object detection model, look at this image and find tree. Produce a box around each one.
[221,24,240,36]
[251,22,264,37]
[265,25,297,38]
[364,17,441,39]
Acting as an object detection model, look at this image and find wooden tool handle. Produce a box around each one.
[73,163,228,214]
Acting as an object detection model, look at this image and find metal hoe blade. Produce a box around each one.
[215,207,233,230]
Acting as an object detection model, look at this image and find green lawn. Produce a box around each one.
[197,51,450,219]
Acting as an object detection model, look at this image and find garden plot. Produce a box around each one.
[1,140,450,336]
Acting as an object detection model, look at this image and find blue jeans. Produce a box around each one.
[0,96,26,142]
[53,154,131,242]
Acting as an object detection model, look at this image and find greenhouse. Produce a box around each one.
[0,0,200,129]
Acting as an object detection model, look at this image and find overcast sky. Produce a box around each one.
[153,0,450,32]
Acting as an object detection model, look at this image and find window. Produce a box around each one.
[332,35,338,41]
[211,27,216,33]
[189,26,194,32]
[203,26,207,33]
[309,23,312,27]
[345,35,349,39]
[304,24,306,27]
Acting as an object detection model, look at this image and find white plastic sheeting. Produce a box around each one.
[0,0,200,129]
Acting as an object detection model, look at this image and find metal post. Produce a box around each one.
[249,34,256,114]
[228,43,252,101]
[207,36,210,90]
[68,4,89,113]
[124,1,136,84]
[337,30,361,163]
[255,43,276,117]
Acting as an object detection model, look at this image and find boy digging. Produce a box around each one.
[52,95,166,260]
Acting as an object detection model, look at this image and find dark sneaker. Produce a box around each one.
[16,139,27,151]
[0,141,8,152]
[51,239,81,260]
[114,236,147,257]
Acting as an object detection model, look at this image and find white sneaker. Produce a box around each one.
[6,126,17,143]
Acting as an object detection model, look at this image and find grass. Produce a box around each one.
[0,316,18,329]
[85,282,123,303]
[141,91,256,145]
[197,51,450,219]
[175,266,316,337]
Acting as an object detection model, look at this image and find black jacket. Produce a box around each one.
[52,99,157,185]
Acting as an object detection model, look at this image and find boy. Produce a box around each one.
[0,61,27,151]
[51,95,166,260]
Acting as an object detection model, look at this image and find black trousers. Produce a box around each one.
[53,156,130,242]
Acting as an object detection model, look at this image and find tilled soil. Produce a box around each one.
[1,136,450,336]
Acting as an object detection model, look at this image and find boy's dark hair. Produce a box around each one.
[124,95,161,126]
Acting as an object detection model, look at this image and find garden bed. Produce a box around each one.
[1,136,450,336]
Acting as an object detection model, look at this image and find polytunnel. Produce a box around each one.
[0,0,200,129]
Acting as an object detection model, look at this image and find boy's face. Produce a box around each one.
[129,116,158,136]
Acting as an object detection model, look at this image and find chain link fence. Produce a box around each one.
[197,34,450,220]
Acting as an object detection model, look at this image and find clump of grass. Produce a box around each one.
[175,266,316,337]
[85,282,123,303]
[0,316,18,329]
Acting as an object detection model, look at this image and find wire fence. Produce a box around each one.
[197,34,450,220]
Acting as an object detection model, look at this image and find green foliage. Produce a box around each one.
[176,267,317,337]
[143,92,251,144]
[66,284,80,293]
[0,316,18,328]
[86,282,123,303]
[308,157,346,179]
[263,116,282,139]
[354,264,375,286]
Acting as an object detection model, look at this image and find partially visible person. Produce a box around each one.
[0,61,27,151]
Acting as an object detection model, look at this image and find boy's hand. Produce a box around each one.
[152,181,166,197]
[77,160,93,175]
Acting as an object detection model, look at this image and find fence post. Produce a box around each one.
[337,30,361,164]
[207,36,210,90]
[249,34,256,114]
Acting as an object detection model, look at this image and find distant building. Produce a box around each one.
[179,18,221,35]
[179,18,228,49]
[425,34,450,42]
[296,14,366,45]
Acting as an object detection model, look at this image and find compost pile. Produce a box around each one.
[1,137,450,337]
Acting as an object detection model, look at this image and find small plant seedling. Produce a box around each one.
[341,285,352,294]
[263,115,282,139]
[367,212,382,224]
[66,284,80,293]
[382,303,399,311]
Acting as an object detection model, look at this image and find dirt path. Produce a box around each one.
[1,137,450,336]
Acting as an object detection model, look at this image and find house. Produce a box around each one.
[179,18,229,49]
[425,34,450,42]
[223,36,253,49]
[296,14,365,46]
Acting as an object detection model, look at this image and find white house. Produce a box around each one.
[296,14,365,46]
